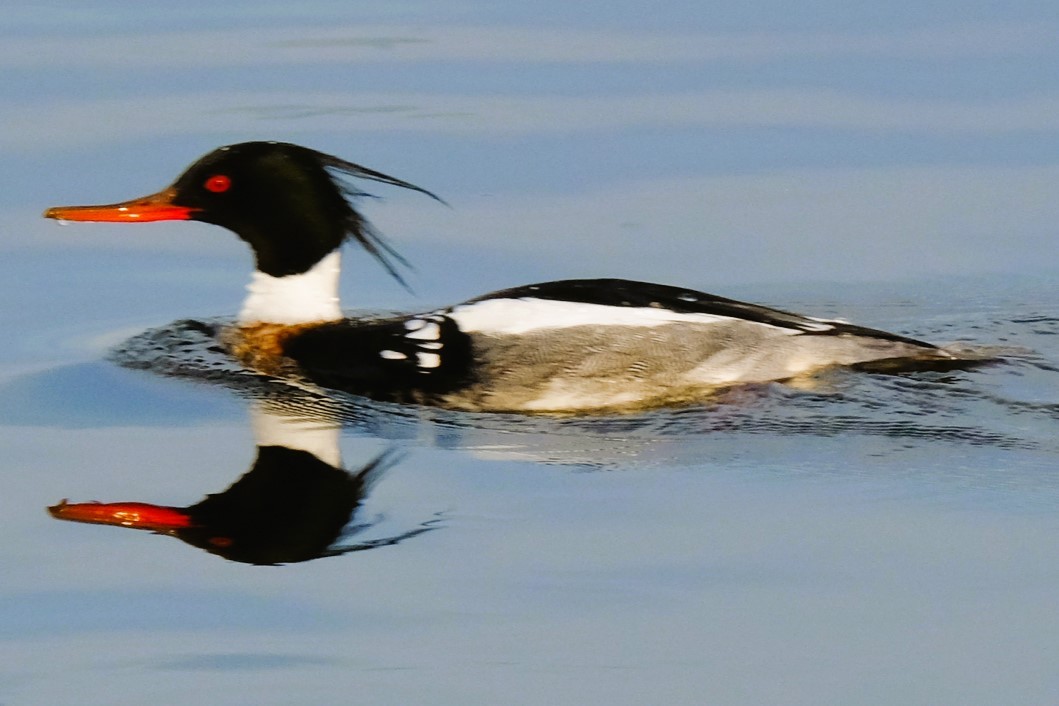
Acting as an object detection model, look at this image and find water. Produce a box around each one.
[2,3,1059,705]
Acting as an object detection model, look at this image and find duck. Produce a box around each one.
[44,141,981,413]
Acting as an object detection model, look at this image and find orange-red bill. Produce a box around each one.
[48,499,192,531]
[43,188,195,223]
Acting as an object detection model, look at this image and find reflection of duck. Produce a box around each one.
[48,405,438,565]
[45,141,985,413]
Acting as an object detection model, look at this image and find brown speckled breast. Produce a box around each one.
[219,322,323,377]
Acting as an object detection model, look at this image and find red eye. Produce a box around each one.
[204,174,231,193]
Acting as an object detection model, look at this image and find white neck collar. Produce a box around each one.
[239,250,343,325]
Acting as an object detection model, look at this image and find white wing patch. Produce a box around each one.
[406,322,441,340]
[416,352,442,368]
[448,297,802,336]
[387,314,450,372]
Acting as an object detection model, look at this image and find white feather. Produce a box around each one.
[406,322,441,340]
[416,352,442,368]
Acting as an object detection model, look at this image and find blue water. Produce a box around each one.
[2,3,1059,704]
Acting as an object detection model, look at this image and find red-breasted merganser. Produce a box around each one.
[44,141,980,413]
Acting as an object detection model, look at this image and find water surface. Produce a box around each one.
[2,3,1058,705]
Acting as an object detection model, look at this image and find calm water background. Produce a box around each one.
[2,2,1058,704]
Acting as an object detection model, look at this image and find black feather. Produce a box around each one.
[316,150,446,290]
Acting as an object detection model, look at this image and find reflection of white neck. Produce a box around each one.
[239,250,343,325]
[250,402,342,467]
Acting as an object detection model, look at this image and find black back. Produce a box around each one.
[466,278,937,347]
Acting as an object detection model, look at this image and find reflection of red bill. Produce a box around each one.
[43,188,196,223]
[49,499,192,531]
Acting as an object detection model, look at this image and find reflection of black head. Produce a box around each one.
[49,447,440,566]
[175,445,376,565]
